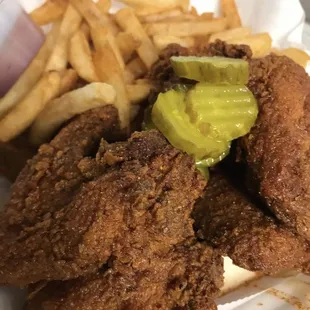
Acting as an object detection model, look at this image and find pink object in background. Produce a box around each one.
[0,0,44,97]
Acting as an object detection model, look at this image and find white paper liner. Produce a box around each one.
[1,0,310,309]
[218,274,310,310]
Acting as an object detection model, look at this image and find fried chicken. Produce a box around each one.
[0,105,121,285]
[303,261,310,275]
[240,55,310,240]
[0,108,222,310]
[0,105,224,308]
[193,172,309,274]
[27,241,222,310]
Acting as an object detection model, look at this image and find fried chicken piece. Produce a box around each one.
[27,241,222,310]
[0,118,212,290]
[303,261,310,275]
[203,39,252,59]
[0,106,121,285]
[239,55,310,240]
[193,172,309,274]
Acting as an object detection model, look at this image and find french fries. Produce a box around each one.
[116,32,142,63]
[221,0,242,29]
[69,0,119,35]
[30,0,66,26]
[92,27,130,128]
[30,83,116,145]
[45,5,82,71]
[80,22,91,39]
[123,69,135,84]
[96,0,111,14]
[91,26,125,70]
[118,0,189,12]
[153,35,195,51]
[145,18,228,37]
[276,48,310,68]
[4,0,308,148]
[115,8,159,69]
[69,30,99,82]
[127,84,152,104]
[0,21,60,119]
[126,57,147,79]
[0,72,61,143]
[138,9,183,23]
[209,27,252,43]
[227,33,272,58]
[134,6,174,17]
[59,69,79,96]
[94,51,130,128]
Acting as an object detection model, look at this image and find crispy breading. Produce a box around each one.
[194,172,309,274]
[27,241,222,310]
[0,106,120,285]
[0,124,212,291]
[242,54,310,240]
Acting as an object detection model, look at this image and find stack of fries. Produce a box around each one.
[0,0,309,145]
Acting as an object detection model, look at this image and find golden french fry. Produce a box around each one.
[126,57,147,79]
[30,0,65,26]
[0,72,61,143]
[0,22,60,119]
[97,0,111,13]
[45,5,82,71]
[227,33,272,58]
[278,48,310,68]
[69,30,99,82]
[199,12,214,20]
[59,69,79,96]
[54,0,68,8]
[91,26,125,70]
[194,35,211,48]
[135,6,172,16]
[135,79,152,85]
[123,69,135,84]
[145,18,228,37]
[127,84,151,104]
[115,8,159,69]
[118,0,189,12]
[153,35,194,50]
[92,36,130,128]
[116,32,142,63]
[30,83,116,145]
[221,0,242,28]
[80,22,91,40]
[138,9,182,23]
[145,12,214,23]
[69,0,119,35]
[209,27,252,43]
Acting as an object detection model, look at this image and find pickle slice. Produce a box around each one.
[171,56,249,84]
[196,146,231,167]
[195,164,210,180]
[152,89,230,160]
[186,83,258,141]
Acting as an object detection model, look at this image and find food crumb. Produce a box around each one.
[257,302,263,306]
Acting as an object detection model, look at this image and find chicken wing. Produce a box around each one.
[194,172,309,274]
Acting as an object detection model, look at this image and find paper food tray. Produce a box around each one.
[1,0,310,309]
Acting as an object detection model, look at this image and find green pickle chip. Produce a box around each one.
[171,56,249,85]
[186,83,258,141]
[152,90,230,162]
[149,56,258,179]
